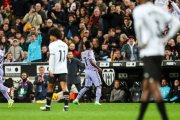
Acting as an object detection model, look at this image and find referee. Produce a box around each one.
[133,0,180,120]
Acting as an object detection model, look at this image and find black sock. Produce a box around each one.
[63,92,69,106]
[46,92,53,107]
[157,102,168,120]
[137,102,149,120]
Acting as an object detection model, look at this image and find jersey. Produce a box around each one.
[49,40,68,74]
[82,50,97,71]
[133,2,180,58]
[154,0,169,10]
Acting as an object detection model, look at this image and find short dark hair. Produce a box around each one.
[48,27,61,39]
[84,40,91,49]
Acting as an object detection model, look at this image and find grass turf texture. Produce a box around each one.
[0,103,179,120]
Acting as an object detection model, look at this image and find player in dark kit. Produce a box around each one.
[133,0,180,120]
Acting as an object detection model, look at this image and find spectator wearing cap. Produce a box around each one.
[27,33,42,62]
[121,36,139,61]
[7,39,23,62]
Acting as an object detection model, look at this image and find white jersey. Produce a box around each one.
[49,40,68,74]
[133,2,180,58]
[154,0,169,10]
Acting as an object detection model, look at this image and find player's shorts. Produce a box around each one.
[143,56,163,81]
[48,73,67,84]
[85,70,102,87]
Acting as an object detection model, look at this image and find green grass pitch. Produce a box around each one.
[0,103,179,120]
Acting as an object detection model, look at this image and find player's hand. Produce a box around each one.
[49,71,54,77]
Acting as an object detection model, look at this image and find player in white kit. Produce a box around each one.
[133,0,180,120]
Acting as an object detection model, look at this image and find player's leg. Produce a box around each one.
[150,56,168,120]
[59,74,69,111]
[137,79,150,120]
[92,71,102,105]
[149,80,168,120]
[73,72,92,104]
[60,81,69,111]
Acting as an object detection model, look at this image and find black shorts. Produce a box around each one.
[143,56,163,81]
[48,73,67,84]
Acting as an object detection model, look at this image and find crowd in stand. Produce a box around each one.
[0,0,179,102]
[0,0,179,62]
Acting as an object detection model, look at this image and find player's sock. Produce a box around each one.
[76,87,89,100]
[157,102,168,120]
[63,92,69,107]
[46,92,53,108]
[95,86,102,103]
[137,102,148,120]
[0,84,11,101]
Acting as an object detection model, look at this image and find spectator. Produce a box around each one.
[67,51,84,92]
[108,28,119,45]
[35,3,47,23]
[119,33,128,50]
[113,49,123,61]
[98,43,110,61]
[27,33,42,62]
[121,17,135,36]
[40,19,54,46]
[23,7,42,32]
[129,81,142,102]
[4,53,15,63]
[176,35,180,59]
[7,39,23,62]
[21,51,28,63]
[170,80,180,102]
[47,3,67,25]
[69,43,79,57]
[163,49,177,60]
[92,38,101,56]
[110,80,126,102]
[34,66,48,101]
[88,8,104,37]
[41,45,49,62]
[121,36,139,61]
[15,72,33,103]
[19,37,29,52]
[160,78,171,102]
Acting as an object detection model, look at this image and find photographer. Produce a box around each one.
[23,7,42,32]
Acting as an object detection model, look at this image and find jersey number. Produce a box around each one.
[59,50,65,62]
[83,57,88,66]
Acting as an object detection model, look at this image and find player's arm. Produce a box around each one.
[163,18,180,43]
[89,59,102,72]
[48,46,55,77]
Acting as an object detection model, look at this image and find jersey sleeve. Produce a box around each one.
[48,44,55,72]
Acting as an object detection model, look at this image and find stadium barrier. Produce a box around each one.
[3,60,180,87]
